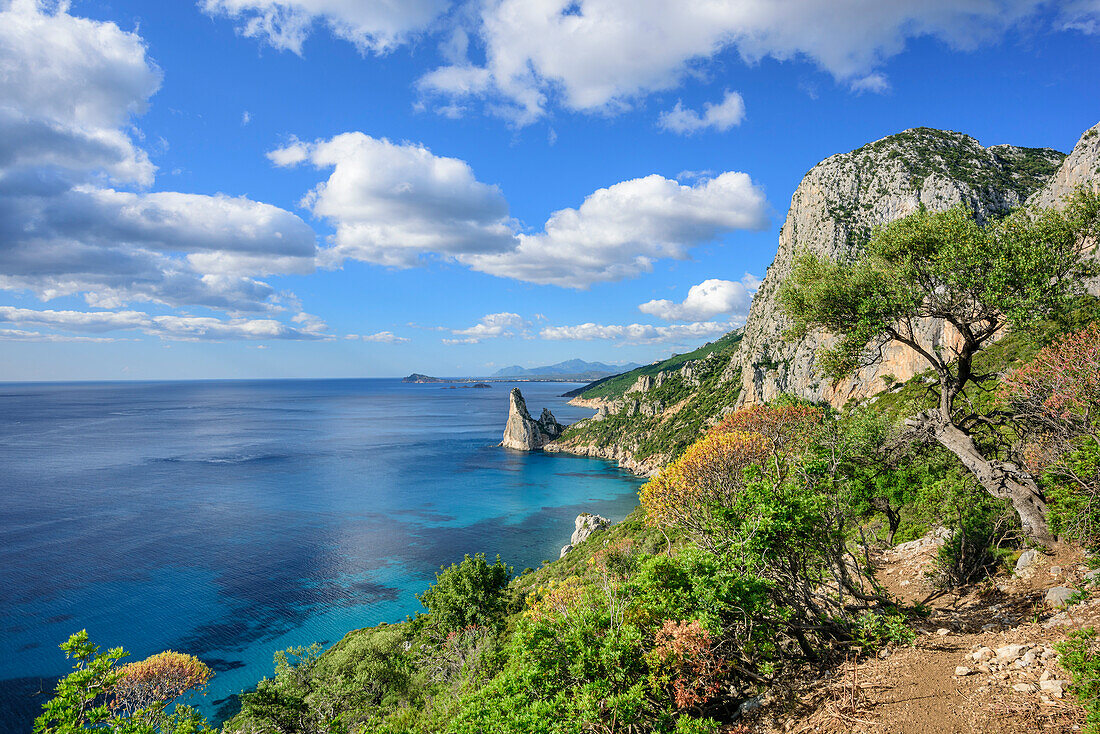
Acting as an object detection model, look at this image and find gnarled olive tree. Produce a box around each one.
[778,190,1099,544]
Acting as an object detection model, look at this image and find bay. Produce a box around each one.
[0,379,642,731]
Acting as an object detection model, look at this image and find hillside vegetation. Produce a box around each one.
[548,332,744,473]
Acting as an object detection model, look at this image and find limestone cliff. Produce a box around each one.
[1027,121,1100,297]
[1028,122,1100,210]
[500,388,563,450]
[732,127,1067,408]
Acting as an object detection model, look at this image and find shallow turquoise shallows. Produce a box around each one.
[0,379,643,731]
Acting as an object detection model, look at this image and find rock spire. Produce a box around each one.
[500,388,563,450]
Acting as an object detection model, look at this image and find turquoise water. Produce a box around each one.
[0,379,643,730]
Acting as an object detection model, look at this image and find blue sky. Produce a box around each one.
[0,0,1097,380]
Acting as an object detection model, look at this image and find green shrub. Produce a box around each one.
[416,553,513,634]
[34,631,216,734]
[1057,628,1100,733]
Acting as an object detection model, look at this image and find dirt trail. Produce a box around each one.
[751,535,1095,734]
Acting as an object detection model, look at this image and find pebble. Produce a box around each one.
[954,666,972,676]
[936,628,951,636]
[1013,683,1038,694]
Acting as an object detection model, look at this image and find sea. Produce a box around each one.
[0,379,644,732]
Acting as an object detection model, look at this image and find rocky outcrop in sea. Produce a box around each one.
[500,388,563,450]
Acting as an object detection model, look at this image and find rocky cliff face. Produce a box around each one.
[1028,121,1100,297]
[500,388,563,450]
[733,127,1069,408]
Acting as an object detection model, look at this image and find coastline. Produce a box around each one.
[539,395,664,478]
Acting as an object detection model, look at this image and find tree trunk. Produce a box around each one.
[906,410,1055,546]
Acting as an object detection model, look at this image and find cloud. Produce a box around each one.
[638,275,760,322]
[658,91,745,134]
[0,327,119,342]
[0,1,322,333]
[347,330,410,343]
[443,312,528,344]
[270,133,515,268]
[850,73,891,94]
[420,0,1050,124]
[0,305,330,341]
[0,0,161,184]
[1059,0,1100,33]
[200,0,450,55]
[461,172,768,287]
[241,110,251,125]
[539,320,735,345]
[275,133,767,287]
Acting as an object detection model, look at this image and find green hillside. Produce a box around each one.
[565,329,742,400]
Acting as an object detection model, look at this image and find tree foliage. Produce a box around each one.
[1004,322,1100,543]
[780,191,1099,384]
[34,631,215,734]
[113,652,212,716]
[416,553,513,634]
[777,189,1100,542]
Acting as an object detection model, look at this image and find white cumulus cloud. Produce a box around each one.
[462,172,768,288]
[443,312,529,344]
[275,133,768,287]
[419,0,1052,124]
[0,1,322,336]
[658,91,745,134]
[638,275,760,322]
[200,0,450,55]
[0,305,331,341]
[347,331,410,343]
[270,133,515,268]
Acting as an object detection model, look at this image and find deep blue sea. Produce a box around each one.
[0,379,643,732]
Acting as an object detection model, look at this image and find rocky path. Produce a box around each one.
[753,532,1096,733]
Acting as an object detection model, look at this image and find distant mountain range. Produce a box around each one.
[402,360,642,384]
[490,360,642,380]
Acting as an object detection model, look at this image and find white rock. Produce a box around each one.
[1013,683,1038,694]
[936,628,951,636]
[973,647,994,662]
[1045,586,1077,609]
[739,695,764,717]
[995,644,1029,663]
[955,666,973,676]
[1039,679,1066,698]
[1015,549,1040,577]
